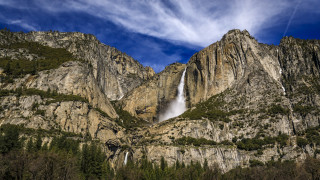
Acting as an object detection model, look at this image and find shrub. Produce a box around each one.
[0,41,82,78]
[296,137,309,148]
[35,109,46,116]
[95,108,110,118]
[181,93,233,123]
[237,134,288,151]
[267,104,289,115]
[175,137,217,146]
[249,159,264,167]
[293,104,314,116]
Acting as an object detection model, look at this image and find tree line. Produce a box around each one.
[1,124,320,179]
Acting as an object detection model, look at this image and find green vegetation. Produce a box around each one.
[293,103,316,116]
[94,107,111,119]
[0,124,22,154]
[174,134,289,150]
[1,124,320,179]
[175,137,234,147]
[0,41,81,79]
[111,156,320,180]
[175,136,217,146]
[297,137,309,148]
[0,124,80,139]
[258,104,289,116]
[267,104,289,115]
[116,156,222,180]
[111,101,149,129]
[0,88,88,104]
[0,124,109,179]
[305,127,320,145]
[249,159,264,167]
[181,94,241,122]
[296,126,320,148]
[225,158,320,180]
[236,134,289,151]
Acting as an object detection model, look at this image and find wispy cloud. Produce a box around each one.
[283,0,301,37]
[1,0,296,47]
[0,0,319,72]
[53,0,292,47]
[0,12,37,31]
[7,19,37,31]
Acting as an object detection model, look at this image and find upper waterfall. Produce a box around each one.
[159,68,187,122]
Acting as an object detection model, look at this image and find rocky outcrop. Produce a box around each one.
[0,30,155,100]
[185,29,282,106]
[115,30,320,171]
[0,95,124,142]
[1,29,320,173]
[277,37,320,132]
[183,29,320,133]
[120,63,186,122]
[4,61,117,119]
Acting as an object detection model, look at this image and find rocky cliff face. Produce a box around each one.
[0,31,155,100]
[120,63,186,122]
[118,29,320,171]
[185,29,283,106]
[1,29,320,173]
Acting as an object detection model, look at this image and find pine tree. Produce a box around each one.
[160,156,166,171]
[80,143,89,178]
[0,125,21,154]
[4,61,11,75]
[27,138,34,152]
[203,159,209,170]
[35,134,42,151]
[176,160,181,169]
[102,161,114,179]
[182,162,186,168]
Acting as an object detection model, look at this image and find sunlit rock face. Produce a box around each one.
[0,31,155,101]
[120,63,186,122]
[185,29,283,107]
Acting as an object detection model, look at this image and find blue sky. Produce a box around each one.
[0,0,319,72]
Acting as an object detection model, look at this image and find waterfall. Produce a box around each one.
[124,152,129,165]
[279,65,286,95]
[159,68,187,122]
[277,49,286,95]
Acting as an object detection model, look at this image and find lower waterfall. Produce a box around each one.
[124,152,129,165]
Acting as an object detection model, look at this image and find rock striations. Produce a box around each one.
[0,29,320,173]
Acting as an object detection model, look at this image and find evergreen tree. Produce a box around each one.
[102,161,114,180]
[176,160,181,169]
[27,138,34,152]
[35,134,42,151]
[160,156,167,171]
[0,125,20,154]
[4,61,11,75]
[80,144,89,178]
[203,159,209,170]
[182,161,186,168]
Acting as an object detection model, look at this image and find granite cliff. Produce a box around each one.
[0,29,320,173]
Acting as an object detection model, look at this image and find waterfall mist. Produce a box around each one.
[159,68,187,122]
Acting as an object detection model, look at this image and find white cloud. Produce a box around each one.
[34,0,294,47]
[0,12,37,31]
[1,0,319,47]
[8,19,37,31]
